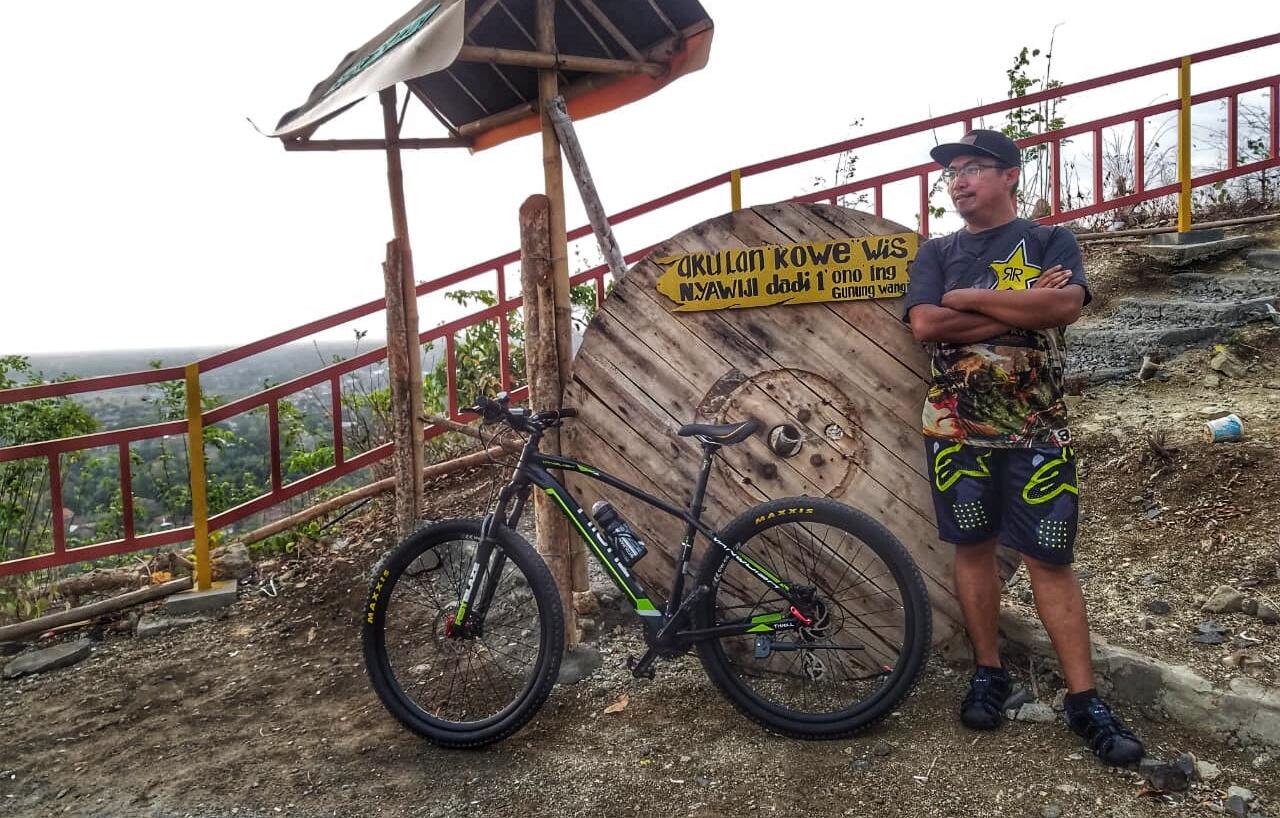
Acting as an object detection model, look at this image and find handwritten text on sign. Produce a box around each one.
[654,233,918,312]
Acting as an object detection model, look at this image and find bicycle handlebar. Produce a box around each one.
[468,392,576,432]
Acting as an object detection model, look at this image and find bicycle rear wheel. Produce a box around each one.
[362,517,564,748]
[694,497,930,739]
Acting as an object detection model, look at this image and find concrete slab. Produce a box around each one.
[164,579,238,615]
[1133,234,1256,267]
[992,609,1280,751]
[1149,227,1226,245]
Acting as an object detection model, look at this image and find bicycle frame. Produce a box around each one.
[454,431,812,645]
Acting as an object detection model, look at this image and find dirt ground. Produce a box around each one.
[4,232,1280,818]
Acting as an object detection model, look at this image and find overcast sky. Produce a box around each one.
[2,2,1276,354]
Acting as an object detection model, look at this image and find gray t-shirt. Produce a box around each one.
[902,219,1090,447]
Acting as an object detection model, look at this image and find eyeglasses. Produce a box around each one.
[940,163,1008,181]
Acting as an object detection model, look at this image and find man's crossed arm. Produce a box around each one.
[908,265,1084,344]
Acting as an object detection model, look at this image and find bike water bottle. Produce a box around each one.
[591,501,648,566]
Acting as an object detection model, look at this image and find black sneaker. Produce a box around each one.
[1064,696,1145,766]
[960,667,1011,730]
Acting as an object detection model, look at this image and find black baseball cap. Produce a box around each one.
[930,129,1021,168]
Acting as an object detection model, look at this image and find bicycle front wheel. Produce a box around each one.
[694,497,930,739]
[362,517,564,748]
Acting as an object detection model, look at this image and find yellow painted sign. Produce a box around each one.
[655,233,917,311]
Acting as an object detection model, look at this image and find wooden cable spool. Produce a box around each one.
[562,201,1018,646]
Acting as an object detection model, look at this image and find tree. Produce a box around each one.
[0,356,98,562]
[424,283,600,414]
[1000,31,1067,218]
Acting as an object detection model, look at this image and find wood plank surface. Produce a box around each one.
[563,203,1021,647]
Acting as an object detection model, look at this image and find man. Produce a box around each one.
[901,129,1144,766]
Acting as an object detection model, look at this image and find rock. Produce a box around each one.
[1210,350,1247,379]
[2,639,92,679]
[1243,599,1259,616]
[871,740,893,757]
[572,591,599,616]
[1139,759,1190,792]
[1145,599,1172,615]
[1226,786,1254,803]
[1144,506,1163,520]
[1203,374,1222,389]
[1052,688,1067,712]
[1224,795,1247,818]
[1202,586,1245,614]
[135,614,205,639]
[1173,752,1198,780]
[1194,621,1228,644]
[556,644,602,685]
[210,543,253,581]
[1252,753,1273,769]
[0,641,25,657]
[1040,805,1063,818]
[597,592,619,609]
[850,759,872,771]
[1013,702,1057,723]
[1196,760,1221,781]
[1139,572,1166,586]
[1266,381,1280,390]
[1255,602,1280,625]
[1002,687,1034,715]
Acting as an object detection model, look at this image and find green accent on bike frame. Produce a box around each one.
[542,458,598,475]
[736,550,789,590]
[453,601,468,626]
[544,487,641,605]
[747,614,783,634]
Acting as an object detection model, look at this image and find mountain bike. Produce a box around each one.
[362,392,931,748]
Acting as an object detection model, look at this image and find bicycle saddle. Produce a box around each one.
[677,418,760,445]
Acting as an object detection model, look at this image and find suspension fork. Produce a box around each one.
[457,481,531,634]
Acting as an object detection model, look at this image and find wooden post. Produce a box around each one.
[547,95,628,280]
[382,240,417,540]
[520,195,578,645]
[380,86,425,530]
[536,0,589,596]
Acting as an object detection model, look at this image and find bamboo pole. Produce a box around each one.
[456,45,662,76]
[536,0,588,600]
[536,0,575,392]
[1074,211,1280,242]
[547,95,628,280]
[0,577,193,643]
[232,447,503,548]
[380,86,426,528]
[382,240,418,540]
[520,195,579,646]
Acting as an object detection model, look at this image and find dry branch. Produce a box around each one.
[0,577,193,643]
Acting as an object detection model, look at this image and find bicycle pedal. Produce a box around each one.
[626,652,657,679]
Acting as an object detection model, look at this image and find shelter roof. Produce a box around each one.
[271,0,712,151]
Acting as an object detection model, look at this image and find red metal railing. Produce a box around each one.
[2,33,1278,579]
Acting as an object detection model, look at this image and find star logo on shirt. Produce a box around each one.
[989,239,1041,290]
